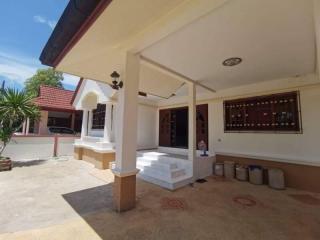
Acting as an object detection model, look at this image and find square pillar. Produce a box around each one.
[26,118,30,135]
[188,82,197,181]
[112,52,140,212]
[103,103,113,143]
[22,120,26,135]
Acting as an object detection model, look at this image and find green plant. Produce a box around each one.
[0,88,40,157]
[25,68,64,97]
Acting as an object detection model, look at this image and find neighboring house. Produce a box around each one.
[40,0,320,212]
[20,85,82,135]
[71,79,158,169]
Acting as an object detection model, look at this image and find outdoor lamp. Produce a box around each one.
[110,71,123,90]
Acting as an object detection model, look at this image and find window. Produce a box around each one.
[92,104,106,129]
[224,91,301,133]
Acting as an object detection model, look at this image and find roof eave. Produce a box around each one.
[40,0,112,67]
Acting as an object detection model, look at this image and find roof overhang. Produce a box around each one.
[40,0,319,99]
[40,0,228,99]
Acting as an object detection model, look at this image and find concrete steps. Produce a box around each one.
[136,151,192,190]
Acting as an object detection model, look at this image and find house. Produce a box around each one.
[40,0,320,212]
[71,78,212,188]
[21,85,82,135]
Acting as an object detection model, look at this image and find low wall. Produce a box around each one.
[2,135,79,161]
[216,154,320,193]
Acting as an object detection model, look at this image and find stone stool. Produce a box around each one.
[236,165,248,181]
[224,161,235,179]
[268,168,285,190]
[249,165,263,185]
[214,163,224,176]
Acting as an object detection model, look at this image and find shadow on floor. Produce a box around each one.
[13,160,47,168]
[62,184,114,216]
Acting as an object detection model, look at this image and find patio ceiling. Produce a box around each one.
[44,0,317,99]
[142,0,316,90]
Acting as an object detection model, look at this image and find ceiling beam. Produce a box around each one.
[140,56,216,93]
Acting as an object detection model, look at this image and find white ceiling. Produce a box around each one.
[142,0,316,91]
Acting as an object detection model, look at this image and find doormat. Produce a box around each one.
[288,194,320,206]
[196,179,207,183]
[161,197,188,210]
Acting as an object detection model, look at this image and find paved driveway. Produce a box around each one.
[0,158,113,234]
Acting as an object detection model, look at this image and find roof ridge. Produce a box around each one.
[40,84,75,92]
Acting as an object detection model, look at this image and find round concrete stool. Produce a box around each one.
[249,165,263,185]
[268,168,285,190]
[214,163,224,176]
[236,165,248,181]
[224,161,235,179]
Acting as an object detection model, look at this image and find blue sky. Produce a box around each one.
[0,0,79,90]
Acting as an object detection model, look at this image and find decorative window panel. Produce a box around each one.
[92,104,106,129]
[224,91,301,133]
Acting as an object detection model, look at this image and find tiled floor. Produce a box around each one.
[1,159,320,240]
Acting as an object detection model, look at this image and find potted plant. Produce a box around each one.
[0,88,40,171]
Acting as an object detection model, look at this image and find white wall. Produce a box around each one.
[86,103,158,150]
[3,136,78,161]
[209,86,320,166]
[137,104,158,149]
[158,74,320,166]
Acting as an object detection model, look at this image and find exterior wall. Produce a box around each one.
[38,110,49,135]
[209,85,320,166]
[87,104,158,150]
[158,74,320,167]
[157,74,320,191]
[216,154,320,192]
[73,79,115,110]
[137,104,157,149]
[3,136,79,161]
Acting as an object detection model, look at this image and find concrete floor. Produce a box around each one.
[1,159,320,240]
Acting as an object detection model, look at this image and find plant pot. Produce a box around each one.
[0,157,12,171]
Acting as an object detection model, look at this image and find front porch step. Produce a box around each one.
[137,157,178,170]
[136,152,192,190]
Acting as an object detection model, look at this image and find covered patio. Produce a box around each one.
[1,159,320,240]
[40,0,320,212]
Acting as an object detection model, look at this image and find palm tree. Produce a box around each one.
[0,88,40,157]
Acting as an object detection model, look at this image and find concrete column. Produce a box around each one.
[112,52,140,212]
[22,120,26,135]
[188,82,197,181]
[26,118,30,135]
[103,103,113,143]
[88,110,93,132]
[38,110,49,135]
[81,110,89,139]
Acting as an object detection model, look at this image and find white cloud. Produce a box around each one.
[0,50,39,85]
[33,15,46,24]
[33,15,57,30]
[0,49,79,89]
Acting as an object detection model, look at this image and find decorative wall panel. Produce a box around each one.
[224,91,301,133]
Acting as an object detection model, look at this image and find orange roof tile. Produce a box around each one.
[34,85,75,111]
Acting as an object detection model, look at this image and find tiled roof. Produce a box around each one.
[34,85,75,111]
